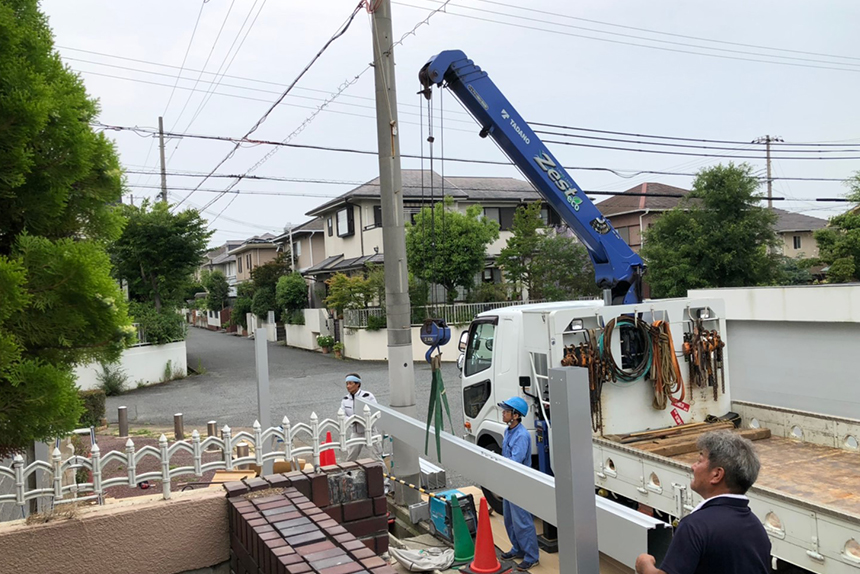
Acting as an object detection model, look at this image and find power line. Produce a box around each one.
[395,1,860,73]
[470,0,860,62]
[123,167,851,184]
[64,48,860,151]
[126,180,851,204]
[98,122,860,163]
[541,137,860,161]
[532,122,860,148]
[172,0,366,211]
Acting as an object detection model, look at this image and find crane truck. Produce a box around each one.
[419,50,860,574]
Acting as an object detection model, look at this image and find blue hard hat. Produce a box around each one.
[498,396,528,417]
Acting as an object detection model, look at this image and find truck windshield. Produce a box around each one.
[464,321,495,377]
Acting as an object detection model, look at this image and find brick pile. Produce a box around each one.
[226,459,394,574]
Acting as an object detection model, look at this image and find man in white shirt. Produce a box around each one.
[340,373,383,462]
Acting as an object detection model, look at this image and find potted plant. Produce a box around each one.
[332,341,345,359]
[317,335,334,354]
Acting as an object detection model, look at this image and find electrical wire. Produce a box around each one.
[64,50,860,150]
[171,0,365,211]
[470,0,860,62]
[98,124,857,188]
[395,1,860,74]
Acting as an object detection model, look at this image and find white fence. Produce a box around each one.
[0,406,381,509]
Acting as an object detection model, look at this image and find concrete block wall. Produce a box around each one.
[226,459,393,574]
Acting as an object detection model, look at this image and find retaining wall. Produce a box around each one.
[74,340,187,391]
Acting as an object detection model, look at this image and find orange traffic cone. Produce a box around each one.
[461,497,511,574]
[320,432,336,466]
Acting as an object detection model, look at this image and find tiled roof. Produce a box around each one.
[304,254,343,274]
[595,182,692,216]
[306,170,543,216]
[272,218,325,243]
[772,208,827,232]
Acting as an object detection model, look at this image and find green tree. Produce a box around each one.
[110,200,212,311]
[531,233,600,301]
[814,172,860,283]
[0,0,132,456]
[230,283,254,329]
[406,197,500,303]
[496,202,544,298]
[324,273,374,316]
[641,163,781,298]
[202,270,230,311]
[276,272,308,314]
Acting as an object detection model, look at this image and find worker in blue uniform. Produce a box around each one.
[497,397,540,571]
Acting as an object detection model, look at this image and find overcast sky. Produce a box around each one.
[42,0,860,247]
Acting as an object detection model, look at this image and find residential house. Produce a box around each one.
[597,182,827,257]
[229,233,279,284]
[200,240,243,297]
[303,170,557,301]
[273,219,327,307]
[774,210,826,258]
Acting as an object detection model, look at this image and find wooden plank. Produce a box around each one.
[634,422,737,451]
[621,421,735,445]
[647,429,771,457]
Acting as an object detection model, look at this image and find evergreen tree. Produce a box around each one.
[0,0,131,456]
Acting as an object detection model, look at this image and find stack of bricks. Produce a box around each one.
[226,459,394,574]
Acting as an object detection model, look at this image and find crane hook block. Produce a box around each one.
[421,318,451,363]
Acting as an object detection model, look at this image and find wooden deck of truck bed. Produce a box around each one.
[669,435,860,517]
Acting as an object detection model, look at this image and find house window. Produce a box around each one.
[484,207,517,231]
[617,226,631,244]
[337,206,355,237]
[540,206,562,226]
[373,205,382,227]
[292,241,301,259]
[246,254,252,270]
[237,256,242,274]
[327,217,333,237]
[793,235,802,250]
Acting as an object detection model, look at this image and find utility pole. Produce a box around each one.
[371,0,420,505]
[158,116,168,203]
[753,135,783,209]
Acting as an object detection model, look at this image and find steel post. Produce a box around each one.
[118,406,129,438]
[548,367,600,574]
[254,328,273,475]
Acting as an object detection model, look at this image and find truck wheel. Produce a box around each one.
[480,441,504,516]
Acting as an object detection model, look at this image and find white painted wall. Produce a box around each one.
[285,309,332,350]
[688,285,860,419]
[342,327,457,362]
[74,341,187,391]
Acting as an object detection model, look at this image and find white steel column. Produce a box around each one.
[548,367,600,574]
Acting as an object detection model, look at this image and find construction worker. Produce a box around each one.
[635,430,770,574]
[497,397,540,571]
[340,373,383,462]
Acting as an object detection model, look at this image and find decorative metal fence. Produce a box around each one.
[343,300,551,329]
[130,323,148,347]
[0,406,381,509]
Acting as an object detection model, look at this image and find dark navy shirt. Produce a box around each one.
[660,496,771,574]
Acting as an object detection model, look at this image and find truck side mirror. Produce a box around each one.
[519,376,531,388]
[458,330,469,352]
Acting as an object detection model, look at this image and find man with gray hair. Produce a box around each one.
[635,430,771,574]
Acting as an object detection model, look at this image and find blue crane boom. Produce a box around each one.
[419,50,644,305]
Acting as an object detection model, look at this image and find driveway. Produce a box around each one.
[107,327,469,485]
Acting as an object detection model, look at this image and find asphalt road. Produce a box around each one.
[107,327,469,486]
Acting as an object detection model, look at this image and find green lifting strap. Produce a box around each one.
[424,354,454,461]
